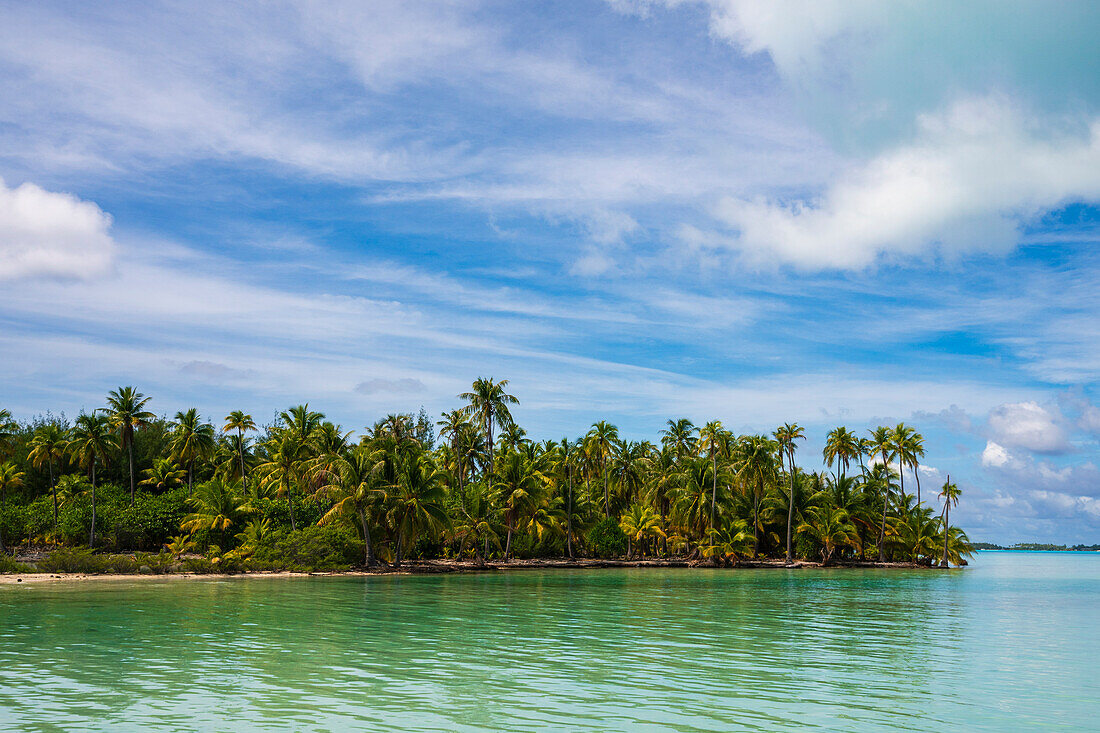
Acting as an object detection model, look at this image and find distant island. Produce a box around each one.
[0,379,972,576]
[974,542,1100,551]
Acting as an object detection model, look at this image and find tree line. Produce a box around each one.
[0,378,972,570]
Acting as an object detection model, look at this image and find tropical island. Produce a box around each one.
[0,378,972,578]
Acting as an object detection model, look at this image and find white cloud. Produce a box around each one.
[988,400,1070,455]
[710,98,1100,269]
[981,441,1014,469]
[0,177,115,280]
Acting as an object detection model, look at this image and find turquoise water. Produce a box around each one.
[2,552,1099,731]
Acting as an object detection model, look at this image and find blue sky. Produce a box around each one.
[1,0,1098,543]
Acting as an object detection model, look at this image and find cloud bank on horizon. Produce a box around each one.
[0,0,1097,543]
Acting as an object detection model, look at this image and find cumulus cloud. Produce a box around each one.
[988,400,1070,455]
[981,441,1015,469]
[0,177,116,280]
[711,98,1100,269]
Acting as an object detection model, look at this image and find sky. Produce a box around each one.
[1,0,1098,543]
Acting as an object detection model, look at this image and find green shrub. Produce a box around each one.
[586,517,627,558]
[112,489,188,550]
[37,547,108,573]
[0,554,31,573]
[252,524,363,571]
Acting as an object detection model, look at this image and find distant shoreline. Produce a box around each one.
[0,557,952,584]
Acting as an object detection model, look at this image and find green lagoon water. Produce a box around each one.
[2,551,1098,731]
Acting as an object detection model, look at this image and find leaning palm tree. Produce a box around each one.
[868,426,895,562]
[939,477,962,568]
[100,386,155,506]
[459,377,519,483]
[68,414,117,547]
[170,409,216,494]
[28,424,69,535]
[0,462,25,552]
[222,411,256,492]
[774,422,805,564]
[318,447,386,566]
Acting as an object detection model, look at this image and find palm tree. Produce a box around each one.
[0,409,17,459]
[170,409,216,494]
[587,420,619,517]
[737,435,778,558]
[100,387,154,506]
[619,503,664,558]
[318,447,386,566]
[899,427,926,505]
[823,426,859,485]
[257,432,303,531]
[660,418,697,460]
[140,458,186,493]
[797,503,860,565]
[0,462,25,552]
[939,476,961,568]
[774,422,805,564]
[557,438,580,558]
[28,424,68,534]
[181,479,249,548]
[701,523,753,565]
[223,411,256,492]
[890,423,918,507]
[68,414,117,547]
[459,377,518,482]
[492,449,546,559]
[438,409,472,511]
[388,447,448,566]
[699,421,725,530]
[868,426,895,562]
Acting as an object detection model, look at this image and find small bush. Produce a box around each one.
[113,489,188,550]
[586,517,627,558]
[0,554,31,573]
[37,547,108,573]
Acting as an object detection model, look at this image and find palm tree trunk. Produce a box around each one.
[710,451,717,530]
[483,533,489,560]
[878,450,889,562]
[603,459,610,518]
[940,501,950,568]
[566,465,574,558]
[287,483,297,531]
[753,480,761,558]
[238,427,248,492]
[127,434,135,506]
[505,513,514,560]
[90,462,97,548]
[395,528,403,567]
[49,460,58,535]
[359,507,374,566]
[915,468,922,506]
[187,460,194,496]
[786,449,796,563]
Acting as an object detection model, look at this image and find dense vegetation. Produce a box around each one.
[0,379,972,573]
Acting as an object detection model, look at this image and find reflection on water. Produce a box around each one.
[2,552,1099,731]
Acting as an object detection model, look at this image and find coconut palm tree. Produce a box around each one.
[619,503,665,558]
[492,449,546,559]
[223,411,256,492]
[797,503,860,565]
[701,522,753,565]
[737,435,778,558]
[318,446,386,566]
[170,409,216,495]
[823,426,859,485]
[28,424,68,534]
[939,476,962,568]
[438,409,474,511]
[257,432,303,531]
[890,423,918,507]
[100,386,154,506]
[587,420,619,517]
[140,458,186,493]
[181,479,249,548]
[388,447,448,566]
[459,377,519,482]
[868,426,895,562]
[660,418,697,460]
[0,409,18,459]
[774,422,805,564]
[0,462,25,552]
[68,414,117,547]
[699,421,725,530]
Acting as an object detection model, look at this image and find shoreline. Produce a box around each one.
[0,557,948,584]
